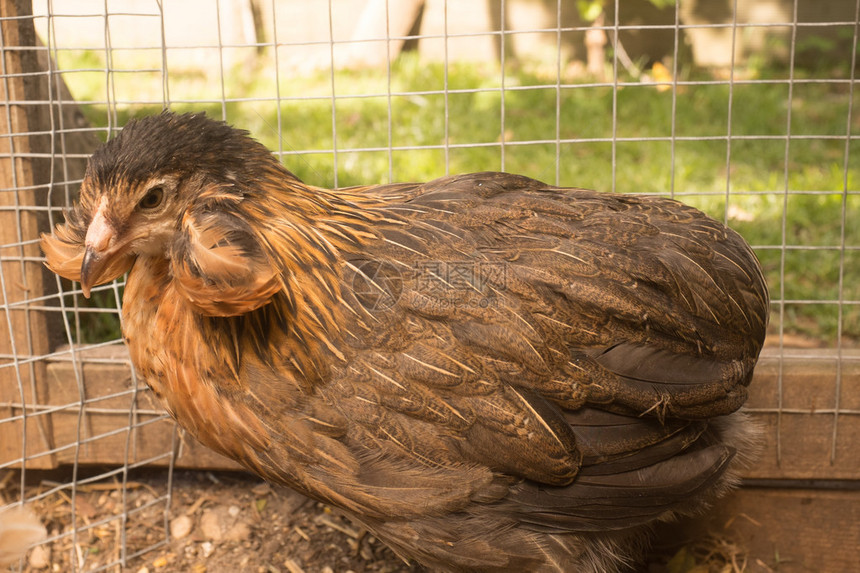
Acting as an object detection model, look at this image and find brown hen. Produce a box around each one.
[42,112,768,572]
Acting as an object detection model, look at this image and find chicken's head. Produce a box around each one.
[40,112,284,298]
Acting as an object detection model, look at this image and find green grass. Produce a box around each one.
[57,51,860,345]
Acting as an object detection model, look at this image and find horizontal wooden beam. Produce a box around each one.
[656,486,860,573]
[745,348,860,480]
[2,344,857,480]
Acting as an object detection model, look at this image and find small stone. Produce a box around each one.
[170,515,193,540]
[251,483,271,496]
[227,505,240,518]
[225,521,251,542]
[28,545,50,569]
[200,510,223,541]
[200,541,215,558]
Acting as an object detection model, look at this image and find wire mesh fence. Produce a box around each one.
[1,0,858,570]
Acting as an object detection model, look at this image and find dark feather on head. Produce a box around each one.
[86,111,300,194]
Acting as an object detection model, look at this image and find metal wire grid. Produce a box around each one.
[0,0,857,570]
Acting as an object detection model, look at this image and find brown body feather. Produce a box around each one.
[42,112,768,572]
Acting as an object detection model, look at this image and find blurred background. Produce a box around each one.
[1,0,858,571]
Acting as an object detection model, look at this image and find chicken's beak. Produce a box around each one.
[80,247,105,298]
[80,201,116,298]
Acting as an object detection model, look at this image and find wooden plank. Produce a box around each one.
[656,487,860,573]
[745,348,860,480]
[0,0,56,469]
[7,341,860,475]
[0,0,105,469]
[42,344,241,470]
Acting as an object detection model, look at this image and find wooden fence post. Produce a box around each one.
[0,0,96,468]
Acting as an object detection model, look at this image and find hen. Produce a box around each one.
[42,112,768,572]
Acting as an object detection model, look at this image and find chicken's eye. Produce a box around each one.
[138,187,164,210]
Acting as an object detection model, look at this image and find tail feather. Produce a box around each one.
[0,505,47,566]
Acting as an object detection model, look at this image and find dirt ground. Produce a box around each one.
[3,468,418,573]
[125,471,421,573]
[3,466,748,573]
